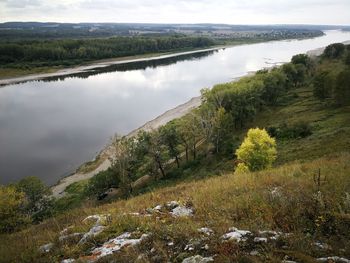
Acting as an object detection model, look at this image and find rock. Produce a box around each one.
[79,225,105,244]
[202,244,209,250]
[254,237,268,243]
[153,205,163,211]
[59,226,74,236]
[182,255,214,263]
[313,241,331,250]
[250,250,260,256]
[82,214,110,225]
[61,259,75,263]
[168,241,174,246]
[170,206,194,217]
[282,261,298,263]
[78,214,110,244]
[316,256,350,263]
[198,227,214,236]
[258,230,285,240]
[86,232,149,262]
[222,227,252,242]
[39,243,53,253]
[166,201,180,209]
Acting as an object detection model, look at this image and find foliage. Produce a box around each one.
[323,43,346,59]
[267,121,312,140]
[235,128,277,172]
[312,69,333,99]
[85,169,120,197]
[0,36,214,68]
[334,69,350,106]
[0,186,29,233]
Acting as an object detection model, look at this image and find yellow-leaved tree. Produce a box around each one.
[235,128,277,173]
[0,186,29,233]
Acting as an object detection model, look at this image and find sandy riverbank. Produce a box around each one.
[0,47,222,87]
[51,96,202,197]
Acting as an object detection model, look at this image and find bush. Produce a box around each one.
[235,128,277,172]
[312,70,333,100]
[334,69,350,106]
[267,122,312,140]
[85,169,120,197]
[0,186,30,233]
[323,43,345,59]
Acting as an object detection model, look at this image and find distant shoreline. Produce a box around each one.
[0,47,224,87]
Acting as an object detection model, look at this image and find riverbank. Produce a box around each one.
[0,47,224,86]
[51,96,202,197]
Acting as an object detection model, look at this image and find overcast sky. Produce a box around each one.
[0,0,349,25]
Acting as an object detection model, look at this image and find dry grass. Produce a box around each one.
[1,152,350,262]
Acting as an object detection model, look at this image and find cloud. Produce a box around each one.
[0,0,349,25]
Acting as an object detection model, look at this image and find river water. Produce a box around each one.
[1,30,350,185]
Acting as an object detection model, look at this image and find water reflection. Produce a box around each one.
[41,50,216,82]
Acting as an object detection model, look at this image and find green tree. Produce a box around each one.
[235,128,277,172]
[323,43,345,59]
[0,186,29,233]
[160,122,181,168]
[16,176,51,213]
[334,69,350,106]
[312,70,333,100]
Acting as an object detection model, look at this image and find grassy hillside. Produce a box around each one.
[1,153,349,262]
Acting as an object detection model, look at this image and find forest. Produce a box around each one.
[0,36,214,68]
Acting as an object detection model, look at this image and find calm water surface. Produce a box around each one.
[1,30,350,185]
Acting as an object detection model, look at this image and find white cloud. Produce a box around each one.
[0,0,349,25]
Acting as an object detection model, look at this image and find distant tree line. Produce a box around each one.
[0,36,215,68]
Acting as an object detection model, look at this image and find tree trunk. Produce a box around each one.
[175,155,180,168]
[158,161,166,178]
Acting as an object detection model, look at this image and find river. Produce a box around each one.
[1,30,350,185]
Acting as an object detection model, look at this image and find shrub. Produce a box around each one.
[85,169,120,197]
[323,43,345,59]
[334,69,350,106]
[235,128,277,172]
[0,186,30,233]
[267,122,312,140]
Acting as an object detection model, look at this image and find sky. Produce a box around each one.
[0,0,349,25]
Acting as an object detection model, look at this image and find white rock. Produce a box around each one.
[167,242,174,246]
[61,259,75,263]
[39,243,53,253]
[222,227,251,242]
[88,232,149,262]
[250,250,260,256]
[153,205,163,211]
[316,256,350,263]
[198,227,214,236]
[202,244,209,250]
[166,201,180,209]
[82,214,110,225]
[182,255,214,263]
[314,241,330,250]
[170,206,194,217]
[78,225,105,244]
